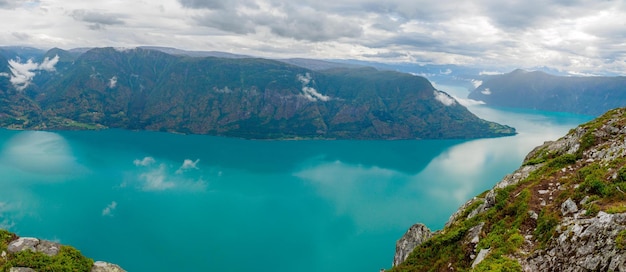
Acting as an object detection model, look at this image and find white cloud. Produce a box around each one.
[108,76,117,88]
[297,73,331,102]
[453,97,485,107]
[481,88,492,95]
[133,156,156,167]
[433,90,456,106]
[479,71,504,76]
[440,68,452,75]
[0,72,9,77]
[7,55,59,90]
[39,55,59,72]
[101,201,117,216]
[175,158,200,174]
[1,1,625,75]
[8,58,38,90]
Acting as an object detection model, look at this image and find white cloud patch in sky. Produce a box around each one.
[481,88,492,95]
[479,71,504,76]
[101,201,117,216]
[0,1,625,75]
[433,90,456,106]
[7,55,59,90]
[133,157,206,191]
[297,73,331,102]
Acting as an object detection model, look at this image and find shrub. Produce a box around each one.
[473,255,522,272]
[534,210,559,246]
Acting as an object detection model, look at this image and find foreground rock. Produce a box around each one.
[390,107,626,271]
[1,234,125,272]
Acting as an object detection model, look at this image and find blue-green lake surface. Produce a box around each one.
[0,87,593,271]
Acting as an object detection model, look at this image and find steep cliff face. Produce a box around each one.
[392,107,626,271]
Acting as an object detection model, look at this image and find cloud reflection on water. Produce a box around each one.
[298,98,592,230]
[0,131,84,176]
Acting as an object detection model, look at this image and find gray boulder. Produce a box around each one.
[7,238,39,254]
[91,261,126,272]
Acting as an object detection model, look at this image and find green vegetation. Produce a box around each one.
[1,246,94,272]
[473,255,522,272]
[534,210,559,247]
[616,230,626,250]
[0,230,94,272]
[392,108,626,271]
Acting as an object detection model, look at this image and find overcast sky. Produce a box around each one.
[1,0,625,75]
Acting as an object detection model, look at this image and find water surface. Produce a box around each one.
[0,93,592,271]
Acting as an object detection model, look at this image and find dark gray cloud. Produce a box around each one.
[1,0,626,75]
[71,9,126,30]
[187,1,362,41]
[178,0,228,9]
[479,0,614,30]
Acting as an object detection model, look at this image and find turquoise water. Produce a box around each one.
[0,100,592,271]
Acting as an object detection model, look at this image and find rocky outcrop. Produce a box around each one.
[524,211,626,271]
[391,107,626,271]
[2,236,125,272]
[91,261,126,272]
[393,223,433,266]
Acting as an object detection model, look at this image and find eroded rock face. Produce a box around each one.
[393,223,433,267]
[523,212,626,271]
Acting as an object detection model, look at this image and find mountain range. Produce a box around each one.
[0,46,515,139]
[469,69,626,116]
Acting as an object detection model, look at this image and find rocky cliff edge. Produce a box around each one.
[1,230,124,272]
[391,107,626,271]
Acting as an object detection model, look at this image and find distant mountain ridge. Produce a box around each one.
[469,69,626,116]
[0,46,515,139]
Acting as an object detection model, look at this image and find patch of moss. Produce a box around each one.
[473,255,522,272]
[534,210,559,247]
[616,230,626,250]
